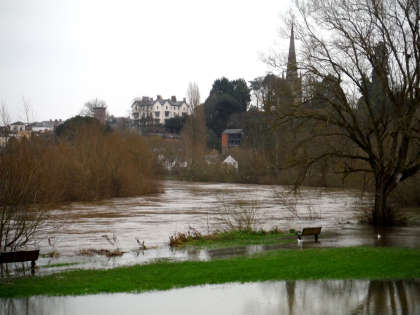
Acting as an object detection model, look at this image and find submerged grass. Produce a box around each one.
[195,229,294,248]
[2,247,420,297]
[40,262,80,269]
[169,228,294,248]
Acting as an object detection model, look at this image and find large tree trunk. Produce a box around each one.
[373,177,395,226]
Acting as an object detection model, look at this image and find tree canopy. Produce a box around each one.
[204,77,251,148]
[55,115,109,140]
[204,93,242,139]
[277,0,420,225]
[164,116,186,134]
[209,77,250,112]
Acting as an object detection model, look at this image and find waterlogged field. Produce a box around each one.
[9,180,420,273]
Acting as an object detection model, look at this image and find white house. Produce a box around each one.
[223,155,238,169]
[30,121,55,133]
[131,95,191,127]
[10,121,26,133]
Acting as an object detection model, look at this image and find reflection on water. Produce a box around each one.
[2,279,420,315]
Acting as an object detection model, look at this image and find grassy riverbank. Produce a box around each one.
[2,247,420,297]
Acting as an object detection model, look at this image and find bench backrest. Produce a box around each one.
[0,250,40,263]
[302,227,322,236]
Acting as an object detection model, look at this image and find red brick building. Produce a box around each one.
[221,129,243,153]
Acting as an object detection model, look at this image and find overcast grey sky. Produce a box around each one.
[0,0,292,123]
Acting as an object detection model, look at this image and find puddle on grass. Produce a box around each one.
[2,279,420,315]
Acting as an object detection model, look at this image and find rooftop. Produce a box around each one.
[222,129,243,134]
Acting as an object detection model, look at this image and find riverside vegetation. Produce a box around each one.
[0,116,160,251]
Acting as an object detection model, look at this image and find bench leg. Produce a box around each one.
[314,234,318,242]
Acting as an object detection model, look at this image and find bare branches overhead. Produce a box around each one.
[276,0,420,225]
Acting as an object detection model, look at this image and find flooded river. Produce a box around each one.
[6,180,420,273]
[37,180,367,251]
[2,280,420,315]
[2,181,420,314]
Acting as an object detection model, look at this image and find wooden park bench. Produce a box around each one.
[296,227,322,242]
[0,250,40,271]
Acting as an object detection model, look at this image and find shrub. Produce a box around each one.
[0,124,160,251]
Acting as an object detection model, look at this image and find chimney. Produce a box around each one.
[157,95,162,100]
[171,96,177,102]
[183,97,186,102]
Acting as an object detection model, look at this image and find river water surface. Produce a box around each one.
[4,180,420,274]
[2,280,420,315]
[2,181,420,314]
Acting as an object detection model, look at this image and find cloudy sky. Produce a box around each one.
[0,0,293,123]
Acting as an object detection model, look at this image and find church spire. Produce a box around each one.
[286,24,298,82]
[286,24,302,103]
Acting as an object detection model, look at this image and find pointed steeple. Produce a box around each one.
[286,24,301,103]
[286,24,298,82]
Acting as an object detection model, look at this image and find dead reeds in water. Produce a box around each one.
[78,233,124,257]
[213,197,261,232]
[169,226,203,247]
[78,248,124,257]
[169,198,263,247]
[276,191,322,221]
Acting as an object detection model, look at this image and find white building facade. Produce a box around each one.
[131,95,191,127]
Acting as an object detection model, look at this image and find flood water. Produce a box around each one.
[8,180,420,273]
[2,279,420,315]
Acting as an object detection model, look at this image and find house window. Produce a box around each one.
[155,112,160,117]
[165,111,169,117]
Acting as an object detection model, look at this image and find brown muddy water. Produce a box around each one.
[7,180,420,274]
[2,280,420,315]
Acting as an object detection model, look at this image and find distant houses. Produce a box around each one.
[131,95,191,128]
[221,129,243,153]
[0,120,62,147]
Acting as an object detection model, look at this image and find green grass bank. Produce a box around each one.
[2,247,420,297]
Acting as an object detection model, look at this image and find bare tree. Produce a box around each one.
[187,82,200,113]
[0,204,44,252]
[181,105,207,168]
[182,82,206,168]
[80,98,107,117]
[0,102,11,127]
[0,103,11,148]
[275,0,420,225]
[0,144,44,251]
[22,98,34,124]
